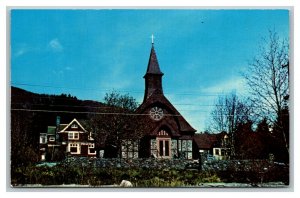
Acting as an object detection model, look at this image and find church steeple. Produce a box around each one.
[144,45,163,76]
[143,42,164,102]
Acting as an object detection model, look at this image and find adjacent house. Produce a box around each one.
[39,118,96,161]
[193,132,230,160]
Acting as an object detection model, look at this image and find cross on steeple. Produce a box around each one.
[151,34,155,44]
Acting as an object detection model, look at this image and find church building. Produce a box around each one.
[39,39,197,161]
[134,41,197,159]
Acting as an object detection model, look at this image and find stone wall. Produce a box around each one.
[60,157,288,174]
[62,157,193,169]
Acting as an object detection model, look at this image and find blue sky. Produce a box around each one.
[10,9,290,132]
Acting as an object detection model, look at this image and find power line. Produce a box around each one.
[11,108,288,116]
[11,103,115,109]
[11,101,277,108]
[11,102,219,108]
[11,108,183,117]
[11,82,141,94]
[10,101,257,111]
[11,82,236,96]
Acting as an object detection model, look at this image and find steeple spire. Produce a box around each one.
[143,42,164,101]
[144,45,163,76]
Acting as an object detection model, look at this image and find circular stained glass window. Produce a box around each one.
[150,107,164,120]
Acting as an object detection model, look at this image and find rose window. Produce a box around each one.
[149,107,164,121]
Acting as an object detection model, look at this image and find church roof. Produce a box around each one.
[144,45,164,77]
[136,92,196,134]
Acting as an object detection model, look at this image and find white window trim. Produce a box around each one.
[88,143,94,148]
[49,136,55,142]
[213,148,221,156]
[157,138,171,159]
[40,135,47,144]
[88,143,96,155]
[69,143,80,154]
[68,132,79,140]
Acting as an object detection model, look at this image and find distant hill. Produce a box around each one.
[11,86,106,125]
[10,86,108,163]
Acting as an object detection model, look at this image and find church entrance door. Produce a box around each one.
[157,129,171,158]
[157,138,171,158]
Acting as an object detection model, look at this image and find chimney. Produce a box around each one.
[56,116,61,141]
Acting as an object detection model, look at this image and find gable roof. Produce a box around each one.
[136,92,196,134]
[194,132,228,149]
[194,133,218,149]
[59,118,87,133]
[58,124,68,131]
[144,45,164,77]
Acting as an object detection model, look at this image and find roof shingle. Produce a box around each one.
[144,46,164,76]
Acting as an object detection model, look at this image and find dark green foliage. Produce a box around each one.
[88,90,143,158]
[11,161,288,187]
[11,110,39,170]
[11,164,218,186]
[104,90,138,112]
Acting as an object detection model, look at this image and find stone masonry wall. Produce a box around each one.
[62,157,193,169]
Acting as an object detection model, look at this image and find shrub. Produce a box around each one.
[10,160,289,187]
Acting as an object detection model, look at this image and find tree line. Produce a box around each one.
[206,30,289,162]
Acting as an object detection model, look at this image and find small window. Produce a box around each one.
[40,137,46,143]
[70,147,77,153]
[69,143,79,154]
[71,124,78,128]
[158,130,169,136]
[89,148,96,154]
[178,140,192,159]
[68,132,79,140]
[49,136,55,141]
[88,144,94,148]
[221,149,225,156]
[88,144,96,154]
[40,135,47,144]
[121,140,139,159]
[215,149,220,155]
